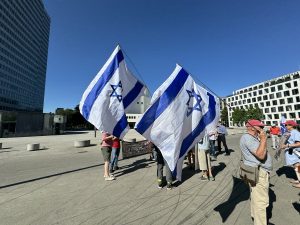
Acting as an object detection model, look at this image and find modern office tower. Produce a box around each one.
[225,71,300,127]
[0,0,50,112]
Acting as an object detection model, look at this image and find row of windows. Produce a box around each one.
[0,10,42,58]
[228,81,299,102]
[0,29,44,72]
[235,73,300,94]
[1,0,50,46]
[0,64,45,92]
[264,112,300,120]
[229,94,300,107]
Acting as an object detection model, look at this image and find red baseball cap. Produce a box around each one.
[246,119,266,127]
[284,120,298,127]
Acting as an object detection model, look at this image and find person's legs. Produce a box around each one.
[292,163,300,188]
[110,148,117,172]
[101,147,114,180]
[113,148,120,169]
[156,150,164,188]
[209,140,216,156]
[221,135,229,154]
[251,169,269,225]
[164,159,173,189]
[271,135,276,149]
[217,136,222,152]
[206,151,214,180]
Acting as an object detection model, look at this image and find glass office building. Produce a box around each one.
[0,0,50,112]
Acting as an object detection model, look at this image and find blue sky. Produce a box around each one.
[43,0,300,113]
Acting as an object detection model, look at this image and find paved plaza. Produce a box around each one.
[0,130,299,225]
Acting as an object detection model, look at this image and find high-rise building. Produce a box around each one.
[0,0,50,112]
[225,71,300,127]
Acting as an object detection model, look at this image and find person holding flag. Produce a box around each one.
[79,45,147,179]
[135,64,220,181]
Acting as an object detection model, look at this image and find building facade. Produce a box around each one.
[0,0,50,112]
[126,88,151,128]
[226,71,300,127]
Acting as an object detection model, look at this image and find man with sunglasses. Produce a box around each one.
[282,120,300,188]
[240,119,272,225]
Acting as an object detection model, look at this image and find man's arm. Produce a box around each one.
[251,129,267,160]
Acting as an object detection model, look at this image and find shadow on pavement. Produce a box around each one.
[114,159,155,177]
[214,176,277,223]
[292,202,300,214]
[0,163,103,189]
[214,176,250,222]
[276,166,298,180]
[213,162,226,177]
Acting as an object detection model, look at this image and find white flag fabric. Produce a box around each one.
[135,64,220,180]
[79,45,146,139]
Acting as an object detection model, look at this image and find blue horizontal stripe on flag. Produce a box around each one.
[135,68,189,134]
[113,114,128,138]
[82,50,124,120]
[179,92,217,159]
[123,81,144,109]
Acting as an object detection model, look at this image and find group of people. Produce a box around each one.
[100,132,121,181]
[99,118,300,225]
[240,119,300,225]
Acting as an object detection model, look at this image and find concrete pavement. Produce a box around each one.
[0,131,299,225]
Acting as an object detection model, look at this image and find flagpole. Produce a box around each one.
[119,44,153,96]
[176,63,233,111]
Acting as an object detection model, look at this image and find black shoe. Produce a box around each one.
[225,152,230,155]
[167,182,173,190]
[109,169,114,173]
[114,166,119,170]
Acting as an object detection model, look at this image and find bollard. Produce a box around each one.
[27,143,40,151]
[74,140,90,148]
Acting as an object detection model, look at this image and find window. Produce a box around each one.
[263,95,268,100]
[257,96,262,101]
[286,105,292,111]
[269,94,274,99]
[274,114,279,119]
[260,102,264,107]
[285,82,291,88]
[264,88,269,93]
[294,81,298,87]
[248,93,252,97]
[244,94,246,98]
[296,96,300,102]
[265,108,269,113]
[295,104,300,110]
[279,99,285,104]
[252,98,256,102]
[278,106,284,112]
[284,91,290,97]
[253,91,257,96]
[272,100,277,105]
[271,107,276,112]
[287,98,293,103]
[259,90,263,95]
[289,113,296,118]
[292,89,299,95]
[247,99,251,103]
[277,85,283,91]
[271,87,275,92]
[243,100,246,104]
[276,92,282,98]
[259,84,263,88]
[266,101,270,106]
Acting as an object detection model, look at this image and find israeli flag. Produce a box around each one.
[79,45,146,139]
[135,64,220,180]
[280,115,287,135]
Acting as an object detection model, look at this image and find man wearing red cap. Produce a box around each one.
[281,120,300,188]
[240,119,272,225]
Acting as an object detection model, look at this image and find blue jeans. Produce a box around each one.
[110,147,120,170]
[209,140,216,156]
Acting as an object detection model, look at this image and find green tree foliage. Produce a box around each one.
[232,106,264,126]
[220,107,229,126]
[55,105,93,129]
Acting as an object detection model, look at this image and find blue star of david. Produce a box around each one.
[186,89,202,117]
[110,81,123,102]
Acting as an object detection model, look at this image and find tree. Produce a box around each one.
[220,107,229,126]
